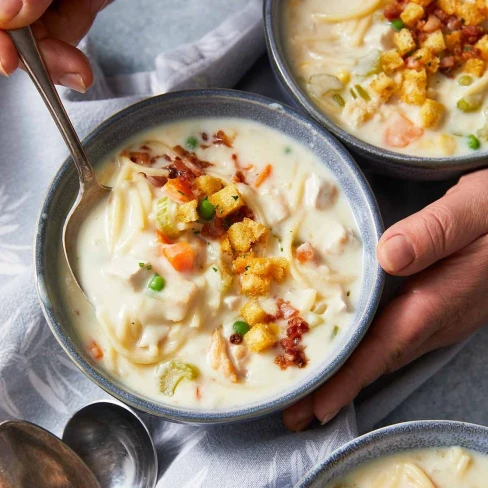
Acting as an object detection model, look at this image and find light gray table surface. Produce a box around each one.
[90,0,488,428]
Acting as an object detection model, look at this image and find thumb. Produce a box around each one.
[377,170,488,276]
[0,0,52,30]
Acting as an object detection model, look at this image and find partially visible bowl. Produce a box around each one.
[296,420,488,487]
[264,0,488,181]
[35,89,384,424]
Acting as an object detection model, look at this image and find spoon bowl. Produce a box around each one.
[62,401,158,488]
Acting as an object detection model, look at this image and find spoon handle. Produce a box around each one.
[7,26,95,185]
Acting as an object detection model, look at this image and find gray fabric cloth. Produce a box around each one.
[0,1,470,486]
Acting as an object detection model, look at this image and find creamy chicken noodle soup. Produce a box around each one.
[60,118,362,408]
[324,446,488,488]
[284,0,488,157]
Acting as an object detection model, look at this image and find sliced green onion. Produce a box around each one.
[467,134,481,150]
[458,75,473,86]
[333,93,346,107]
[355,85,371,101]
[185,136,198,151]
[233,321,250,336]
[159,361,199,396]
[156,197,180,239]
[197,197,216,221]
[139,262,144,268]
[284,146,292,154]
[391,19,404,31]
[350,88,358,99]
[148,273,165,292]
[331,325,340,339]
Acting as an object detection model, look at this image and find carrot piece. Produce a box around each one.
[163,242,195,272]
[88,341,103,360]
[254,164,273,187]
[384,114,424,148]
[296,242,316,263]
[164,178,194,203]
[156,230,172,244]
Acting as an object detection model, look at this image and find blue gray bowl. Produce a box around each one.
[297,420,488,487]
[35,89,384,424]
[264,0,488,181]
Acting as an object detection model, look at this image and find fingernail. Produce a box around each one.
[0,0,22,23]
[0,59,8,77]
[321,409,340,426]
[378,234,415,272]
[59,73,86,93]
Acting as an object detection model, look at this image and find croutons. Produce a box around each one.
[437,0,456,15]
[370,73,396,102]
[193,175,223,196]
[220,234,233,255]
[208,184,245,218]
[464,58,486,77]
[421,30,446,54]
[176,200,198,223]
[456,3,484,25]
[244,323,278,352]
[411,0,434,6]
[400,3,425,27]
[381,50,405,75]
[241,300,268,325]
[394,29,416,56]
[401,69,427,105]
[475,35,488,61]
[228,218,268,253]
[411,47,433,66]
[240,273,272,296]
[445,31,462,51]
[420,99,445,128]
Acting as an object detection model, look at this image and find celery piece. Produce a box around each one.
[307,74,344,99]
[159,361,199,396]
[156,197,180,239]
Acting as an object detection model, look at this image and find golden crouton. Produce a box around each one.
[475,35,488,61]
[381,50,405,75]
[394,29,417,56]
[233,256,288,281]
[411,0,434,6]
[176,200,198,223]
[464,58,486,77]
[456,3,484,25]
[421,30,446,55]
[208,184,245,218]
[401,69,427,105]
[437,0,456,15]
[220,234,233,255]
[228,218,268,253]
[241,300,268,325]
[244,323,278,352]
[411,47,433,65]
[445,31,462,51]
[240,273,272,296]
[194,175,223,196]
[426,57,440,74]
[401,3,425,26]
[370,73,396,102]
[420,99,445,128]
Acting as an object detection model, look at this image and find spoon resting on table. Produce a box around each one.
[7,26,110,302]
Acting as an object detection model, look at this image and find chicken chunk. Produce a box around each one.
[208,328,238,382]
[304,174,338,210]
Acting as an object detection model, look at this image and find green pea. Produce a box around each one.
[457,98,481,112]
[198,197,216,221]
[148,273,165,292]
[467,134,481,150]
[233,321,250,336]
[185,136,198,151]
[391,19,404,32]
[458,75,473,86]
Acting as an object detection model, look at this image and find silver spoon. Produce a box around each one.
[62,401,158,488]
[7,26,110,300]
[0,419,100,488]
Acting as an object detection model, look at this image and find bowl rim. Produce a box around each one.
[296,419,488,487]
[263,0,488,171]
[35,88,384,423]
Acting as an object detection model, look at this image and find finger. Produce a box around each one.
[377,169,488,276]
[0,0,51,30]
[38,38,93,91]
[0,29,18,76]
[282,394,314,432]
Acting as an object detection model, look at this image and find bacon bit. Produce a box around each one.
[129,151,150,166]
[384,2,404,21]
[196,386,202,400]
[156,230,172,244]
[165,147,212,182]
[276,298,298,320]
[201,132,209,141]
[224,206,255,226]
[433,8,449,22]
[146,175,168,187]
[462,25,484,45]
[462,47,482,60]
[423,14,442,33]
[405,56,423,70]
[141,144,150,150]
[201,217,227,239]
[446,16,462,32]
[213,130,234,147]
[229,333,243,344]
[232,170,247,184]
[164,154,172,161]
[88,341,103,360]
[254,164,273,188]
[295,242,316,263]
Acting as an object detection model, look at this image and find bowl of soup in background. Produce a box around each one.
[297,420,488,488]
[264,0,488,180]
[35,89,384,424]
